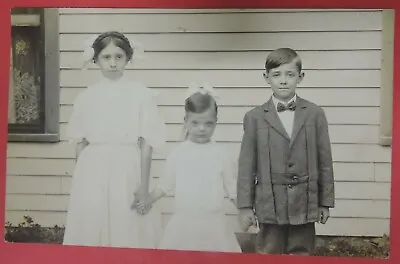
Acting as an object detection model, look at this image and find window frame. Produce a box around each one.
[8,8,60,143]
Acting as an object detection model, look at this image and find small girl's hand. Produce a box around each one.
[130,194,139,210]
[136,191,153,215]
[136,200,152,215]
[134,190,152,214]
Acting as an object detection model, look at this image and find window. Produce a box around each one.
[9,8,59,142]
[379,9,394,146]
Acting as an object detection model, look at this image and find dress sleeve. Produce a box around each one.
[157,151,177,196]
[66,90,87,143]
[221,150,238,200]
[138,88,166,150]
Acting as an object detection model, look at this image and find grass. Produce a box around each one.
[314,236,389,258]
[4,216,390,258]
[237,233,390,258]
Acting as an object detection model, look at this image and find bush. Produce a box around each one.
[4,216,64,244]
[4,216,390,259]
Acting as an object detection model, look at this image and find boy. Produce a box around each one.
[236,48,335,255]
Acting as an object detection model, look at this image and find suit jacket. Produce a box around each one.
[237,96,335,225]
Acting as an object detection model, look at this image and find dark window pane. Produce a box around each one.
[9,25,42,126]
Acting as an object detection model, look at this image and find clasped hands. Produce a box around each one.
[131,189,153,215]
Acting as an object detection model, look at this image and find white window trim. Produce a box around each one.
[379,9,394,146]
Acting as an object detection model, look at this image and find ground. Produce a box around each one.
[236,233,389,258]
[4,216,390,259]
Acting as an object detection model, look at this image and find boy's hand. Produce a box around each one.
[238,208,256,231]
[318,206,330,224]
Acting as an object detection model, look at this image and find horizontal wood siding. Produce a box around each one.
[5,8,391,237]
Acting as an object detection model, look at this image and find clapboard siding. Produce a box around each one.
[5,8,391,238]
[58,8,383,14]
[4,209,389,237]
[59,105,380,125]
[5,175,392,201]
[60,50,382,70]
[59,87,381,106]
[6,158,392,182]
[56,123,380,144]
[6,142,393,162]
[60,70,381,88]
[58,12,382,33]
[60,32,382,51]
[5,195,390,218]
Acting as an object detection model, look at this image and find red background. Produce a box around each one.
[0,0,399,263]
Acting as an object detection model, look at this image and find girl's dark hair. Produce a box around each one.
[92,31,134,62]
[184,92,218,117]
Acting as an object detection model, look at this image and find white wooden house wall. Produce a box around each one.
[5,8,391,237]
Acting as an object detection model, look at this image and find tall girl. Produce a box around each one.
[138,84,242,253]
[63,31,166,248]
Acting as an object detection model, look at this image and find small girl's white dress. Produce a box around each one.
[156,140,242,252]
[63,75,165,248]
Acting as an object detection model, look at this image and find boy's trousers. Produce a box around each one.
[255,223,315,255]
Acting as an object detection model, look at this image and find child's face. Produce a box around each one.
[185,108,217,144]
[96,42,129,80]
[264,60,304,102]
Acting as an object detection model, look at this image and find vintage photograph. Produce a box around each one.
[4,7,392,258]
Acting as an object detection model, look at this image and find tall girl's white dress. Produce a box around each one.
[156,140,242,252]
[63,75,165,248]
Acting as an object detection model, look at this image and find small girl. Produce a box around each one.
[63,31,166,248]
[138,84,242,253]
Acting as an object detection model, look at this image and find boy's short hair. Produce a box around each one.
[265,48,302,73]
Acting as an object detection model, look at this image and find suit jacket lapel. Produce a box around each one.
[263,98,290,141]
[290,97,309,147]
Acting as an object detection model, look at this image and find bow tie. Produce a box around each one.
[277,101,296,112]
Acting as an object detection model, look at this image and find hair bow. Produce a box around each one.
[82,35,98,70]
[185,82,219,101]
[81,34,145,70]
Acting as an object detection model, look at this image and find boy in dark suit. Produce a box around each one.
[236,48,335,255]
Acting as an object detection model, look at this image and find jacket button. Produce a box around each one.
[288,184,292,188]
[293,176,298,181]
